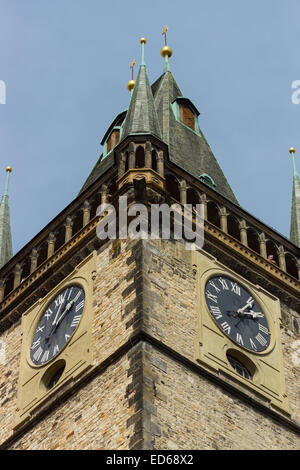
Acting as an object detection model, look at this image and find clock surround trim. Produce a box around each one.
[193,249,290,416]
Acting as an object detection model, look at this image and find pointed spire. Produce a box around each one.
[289,147,300,247]
[0,167,13,268]
[121,38,162,141]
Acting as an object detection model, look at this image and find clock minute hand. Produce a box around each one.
[247,310,264,319]
[52,296,67,326]
[46,298,70,341]
[55,300,75,329]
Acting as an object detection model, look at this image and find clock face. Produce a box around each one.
[205,275,271,353]
[30,285,85,366]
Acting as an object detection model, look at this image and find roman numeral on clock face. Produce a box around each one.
[236,333,244,346]
[206,291,218,303]
[54,294,65,308]
[209,281,221,293]
[255,333,268,347]
[209,305,222,319]
[231,282,241,296]
[75,300,84,312]
[218,278,229,290]
[45,308,53,320]
[221,321,231,335]
[31,338,41,350]
[71,315,81,328]
[33,347,43,362]
[249,338,257,351]
[41,350,50,363]
[258,323,270,335]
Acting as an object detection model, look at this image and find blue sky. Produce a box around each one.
[0,0,299,254]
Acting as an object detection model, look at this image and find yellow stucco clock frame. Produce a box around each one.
[14,252,96,429]
[192,249,290,416]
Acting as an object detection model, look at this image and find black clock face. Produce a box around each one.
[205,276,271,353]
[30,285,85,366]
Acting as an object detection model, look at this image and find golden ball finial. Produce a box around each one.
[127,79,135,92]
[289,147,296,154]
[160,45,173,58]
[5,166,12,173]
[140,37,147,44]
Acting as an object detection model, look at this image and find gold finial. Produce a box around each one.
[160,45,173,58]
[127,58,136,92]
[127,80,135,91]
[140,37,147,44]
[289,147,296,154]
[5,166,12,173]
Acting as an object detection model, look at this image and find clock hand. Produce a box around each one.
[236,297,255,316]
[45,300,73,341]
[55,300,75,329]
[246,310,264,319]
[52,293,68,326]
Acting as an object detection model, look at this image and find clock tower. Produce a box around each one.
[0,35,299,450]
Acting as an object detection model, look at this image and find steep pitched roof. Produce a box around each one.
[152,71,238,204]
[79,70,238,207]
[121,64,162,141]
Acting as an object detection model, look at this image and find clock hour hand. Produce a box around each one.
[236,297,255,316]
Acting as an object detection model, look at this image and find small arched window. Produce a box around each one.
[247,227,260,254]
[187,188,200,211]
[136,146,145,168]
[165,174,180,201]
[207,201,221,228]
[285,252,298,279]
[266,240,279,266]
[227,215,241,241]
[151,150,157,172]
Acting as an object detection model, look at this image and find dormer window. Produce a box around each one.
[101,111,126,159]
[179,104,195,130]
[106,129,120,153]
[199,173,216,188]
[172,97,200,135]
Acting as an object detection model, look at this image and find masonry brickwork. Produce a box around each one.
[0,238,299,449]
